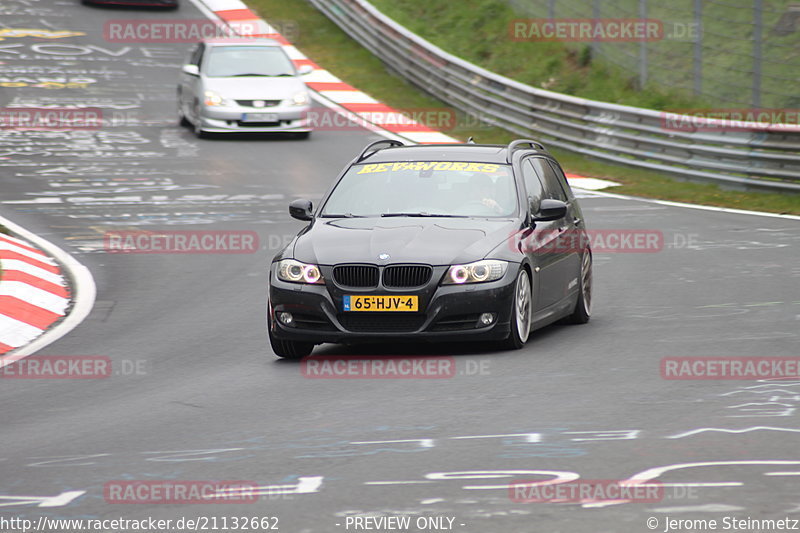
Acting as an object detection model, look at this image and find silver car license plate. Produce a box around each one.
[241,113,278,122]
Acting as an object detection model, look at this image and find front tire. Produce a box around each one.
[268,309,314,359]
[567,249,592,324]
[178,97,190,127]
[193,105,207,138]
[501,269,532,350]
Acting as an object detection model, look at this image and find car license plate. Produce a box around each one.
[343,295,418,312]
[241,113,278,122]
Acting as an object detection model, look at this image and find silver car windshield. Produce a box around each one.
[205,46,295,77]
[320,161,518,218]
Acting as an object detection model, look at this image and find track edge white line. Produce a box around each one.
[0,215,96,364]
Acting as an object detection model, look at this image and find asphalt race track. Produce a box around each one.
[1,1,799,532]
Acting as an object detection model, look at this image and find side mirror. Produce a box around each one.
[298,64,314,76]
[532,199,567,222]
[181,64,199,76]
[289,199,313,221]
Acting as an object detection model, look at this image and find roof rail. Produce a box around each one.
[506,139,546,163]
[356,139,404,163]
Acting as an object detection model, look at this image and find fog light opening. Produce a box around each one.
[479,313,495,326]
[278,312,294,326]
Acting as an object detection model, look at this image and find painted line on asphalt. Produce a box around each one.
[586,190,800,220]
[0,214,96,367]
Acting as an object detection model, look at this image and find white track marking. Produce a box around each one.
[583,460,800,508]
[651,504,745,513]
[0,282,69,315]
[319,91,380,104]
[365,481,434,485]
[0,314,44,348]
[0,491,85,508]
[199,0,247,10]
[0,240,54,263]
[0,214,96,363]
[566,177,621,190]
[667,426,800,439]
[212,476,323,497]
[450,433,541,442]
[351,439,435,447]
[0,259,64,285]
[589,190,800,220]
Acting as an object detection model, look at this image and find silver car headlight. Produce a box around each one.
[442,260,508,285]
[204,90,232,107]
[277,259,324,284]
[292,91,310,106]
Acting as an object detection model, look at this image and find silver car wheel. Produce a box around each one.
[581,251,592,316]
[514,271,532,343]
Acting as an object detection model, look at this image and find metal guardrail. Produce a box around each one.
[309,0,800,192]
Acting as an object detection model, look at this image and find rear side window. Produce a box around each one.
[547,160,575,201]
[530,158,569,203]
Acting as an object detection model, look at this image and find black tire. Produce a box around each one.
[192,105,207,138]
[294,132,311,140]
[178,100,190,127]
[268,311,314,359]
[567,249,592,324]
[501,269,532,350]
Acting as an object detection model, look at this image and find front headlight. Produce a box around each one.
[204,90,229,106]
[442,260,508,285]
[276,259,324,284]
[292,91,310,106]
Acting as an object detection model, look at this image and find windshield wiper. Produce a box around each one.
[319,213,365,218]
[380,212,468,218]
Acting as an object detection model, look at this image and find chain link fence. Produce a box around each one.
[508,0,800,109]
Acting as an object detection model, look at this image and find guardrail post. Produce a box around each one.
[693,0,703,96]
[752,0,763,108]
[592,0,600,57]
[639,0,648,89]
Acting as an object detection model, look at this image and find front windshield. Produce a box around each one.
[205,46,295,77]
[320,161,518,218]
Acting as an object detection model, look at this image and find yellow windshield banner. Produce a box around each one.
[357,161,501,174]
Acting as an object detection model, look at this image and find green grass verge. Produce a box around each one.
[245,0,800,215]
[372,0,799,111]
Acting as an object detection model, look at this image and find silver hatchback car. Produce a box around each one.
[178,39,313,138]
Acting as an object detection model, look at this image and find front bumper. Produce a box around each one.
[268,263,520,344]
[198,104,311,133]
